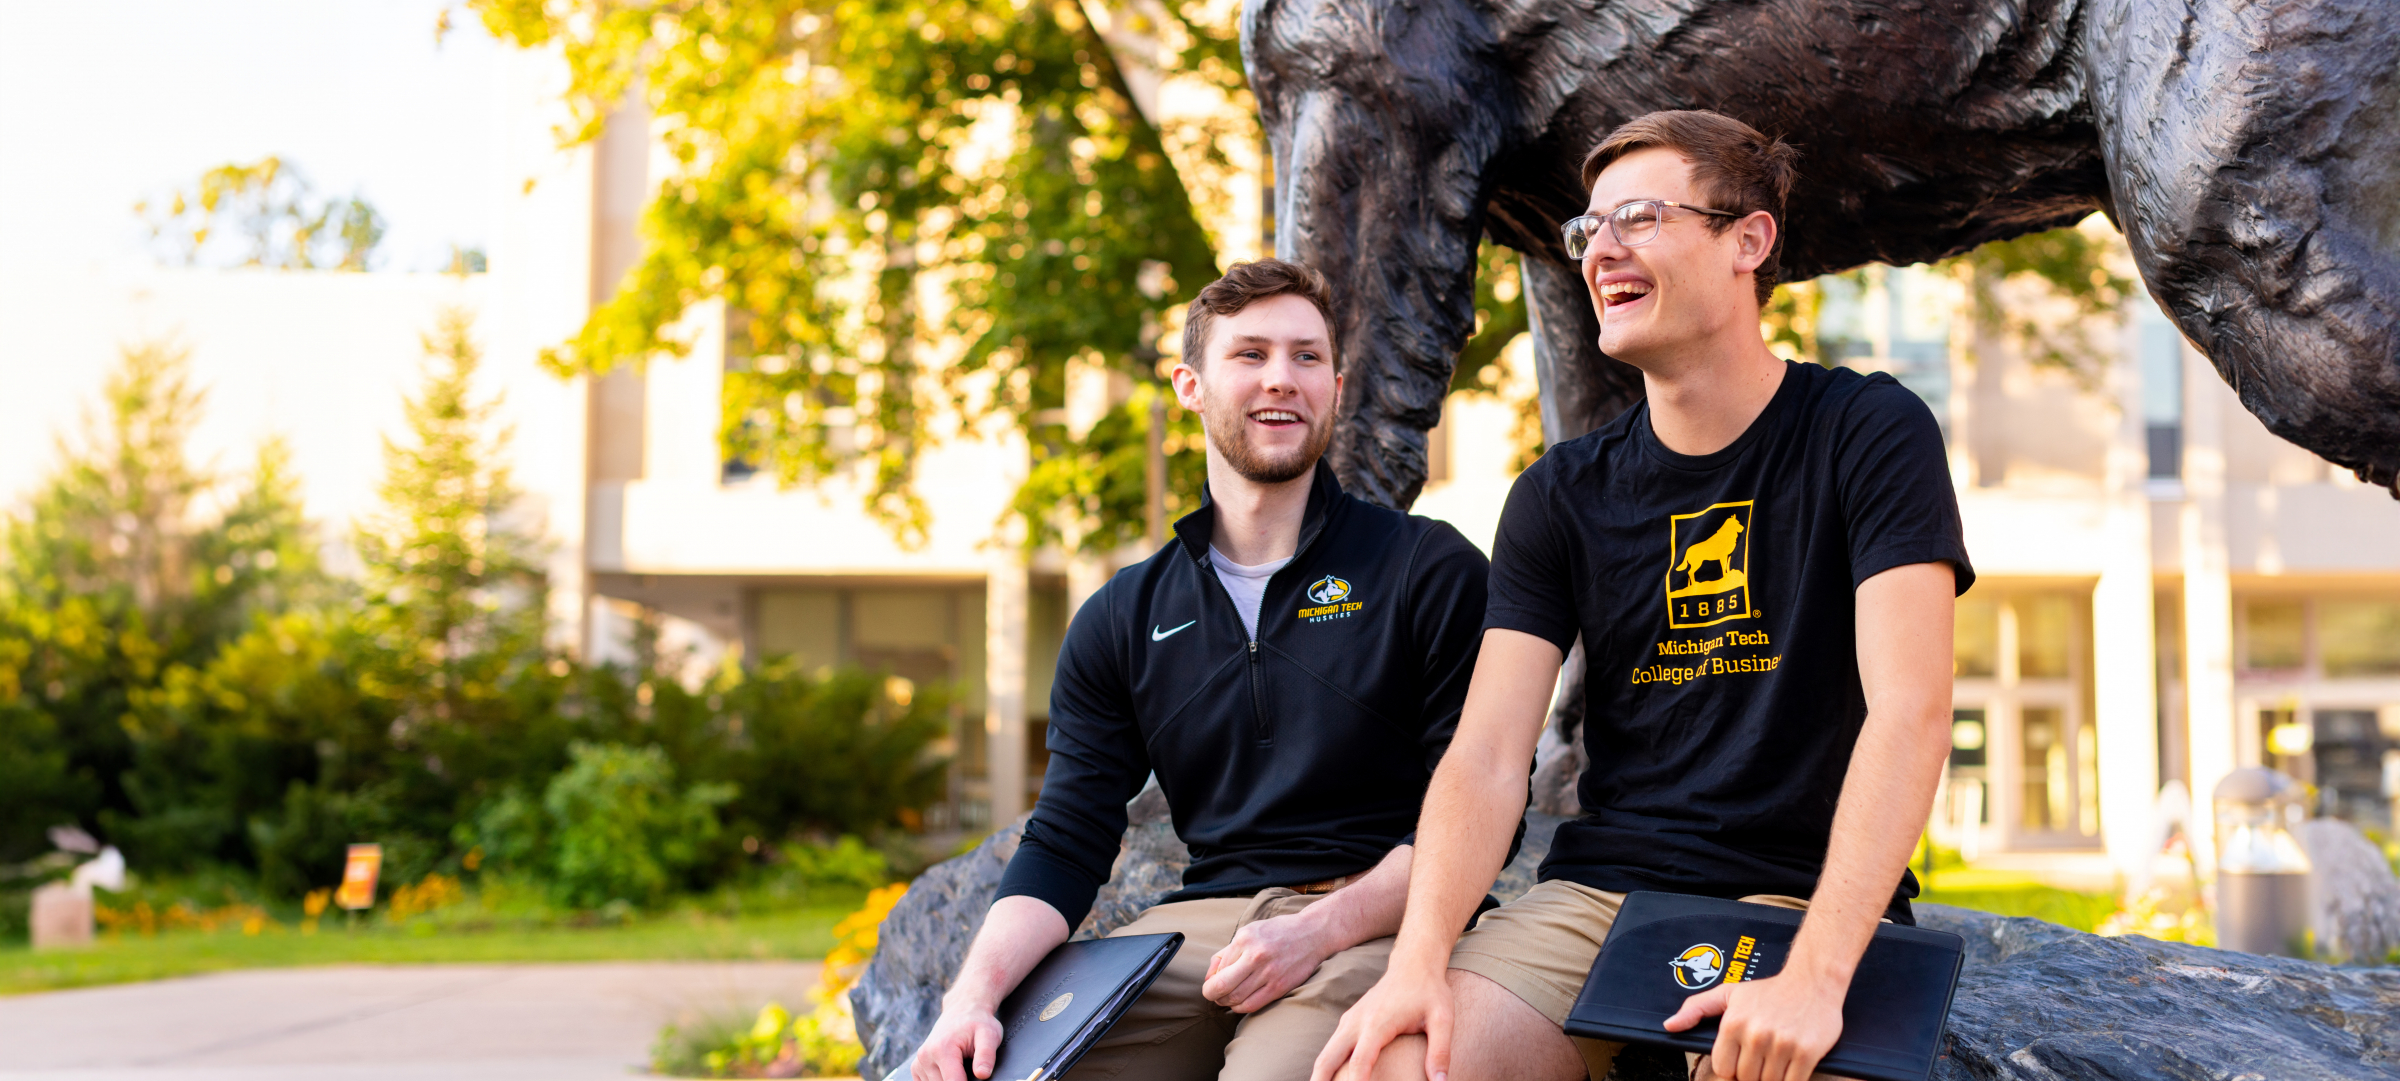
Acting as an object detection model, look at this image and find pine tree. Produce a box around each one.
[0,344,321,862]
[353,307,547,730]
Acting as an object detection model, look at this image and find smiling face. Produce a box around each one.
[1173,292,1341,484]
[1582,147,1777,368]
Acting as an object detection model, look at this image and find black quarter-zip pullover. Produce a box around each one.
[993,460,1491,928]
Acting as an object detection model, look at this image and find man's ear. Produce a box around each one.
[1732,211,1777,278]
[1171,360,1205,413]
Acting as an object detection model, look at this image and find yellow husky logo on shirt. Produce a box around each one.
[1298,575,1363,622]
[1666,501,1755,628]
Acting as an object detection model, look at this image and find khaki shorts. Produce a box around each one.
[1061,888,1391,1081]
[1449,880,1813,1080]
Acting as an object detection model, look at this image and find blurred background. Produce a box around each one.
[0,0,2396,1074]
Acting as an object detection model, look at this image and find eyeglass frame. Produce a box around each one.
[1562,200,1743,259]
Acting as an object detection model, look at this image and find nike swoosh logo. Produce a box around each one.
[1151,620,1196,641]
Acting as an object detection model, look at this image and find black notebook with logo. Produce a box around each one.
[979,931,1183,1081]
[1563,892,1963,1081]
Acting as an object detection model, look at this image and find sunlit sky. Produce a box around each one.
[0,0,502,275]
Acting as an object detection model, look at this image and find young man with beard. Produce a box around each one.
[910,259,1491,1081]
[1310,111,1970,1081]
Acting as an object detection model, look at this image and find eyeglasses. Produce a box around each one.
[1562,200,1740,258]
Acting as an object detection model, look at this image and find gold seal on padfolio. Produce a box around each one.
[1039,992,1074,1021]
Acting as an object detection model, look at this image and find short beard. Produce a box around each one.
[1202,393,1333,484]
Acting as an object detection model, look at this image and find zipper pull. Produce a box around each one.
[1249,640,1258,653]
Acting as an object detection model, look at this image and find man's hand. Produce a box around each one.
[1204,910,1338,1013]
[912,1001,1005,1081]
[1310,961,1454,1081]
[908,896,1070,1081]
[1663,969,1846,1081]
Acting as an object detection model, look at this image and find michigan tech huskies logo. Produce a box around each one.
[1297,575,1363,623]
[1666,501,1756,628]
[1669,943,1726,989]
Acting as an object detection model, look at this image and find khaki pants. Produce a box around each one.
[1061,888,1392,1081]
[1449,880,1826,1081]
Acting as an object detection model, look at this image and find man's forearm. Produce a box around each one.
[945,896,1073,1012]
[1790,562,1957,982]
[1388,629,1564,974]
[1785,702,1948,981]
[1292,843,1413,950]
[1389,751,1528,971]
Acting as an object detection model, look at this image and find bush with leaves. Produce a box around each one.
[470,742,735,910]
[2,313,951,918]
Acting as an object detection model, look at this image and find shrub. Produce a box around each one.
[781,837,890,893]
[715,660,950,841]
[472,742,734,910]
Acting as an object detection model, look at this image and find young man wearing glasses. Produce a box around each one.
[1309,110,1972,1081]
[910,259,1492,1081]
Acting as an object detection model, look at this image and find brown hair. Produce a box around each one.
[1180,259,1339,371]
[1579,110,1800,304]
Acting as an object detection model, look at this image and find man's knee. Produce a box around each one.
[1353,1034,1427,1081]
[1440,969,1587,1081]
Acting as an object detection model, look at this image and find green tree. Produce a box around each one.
[0,345,324,864]
[138,156,385,271]
[1948,220,2135,386]
[235,310,563,894]
[472,0,1239,542]
[353,308,549,730]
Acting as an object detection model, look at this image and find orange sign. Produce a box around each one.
[335,844,382,911]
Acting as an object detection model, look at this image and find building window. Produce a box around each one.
[1817,266,1952,431]
[2228,593,2400,833]
[1949,708,1990,825]
[2240,599,2306,672]
[1947,587,2098,850]
[1955,596,2000,678]
[2312,709,2394,828]
[2320,601,2400,677]
[2139,313,2184,479]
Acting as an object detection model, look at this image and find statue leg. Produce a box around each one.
[1252,0,1512,509]
[1520,253,1642,446]
[1520,254,1643,803]
[2084,0,2400,493]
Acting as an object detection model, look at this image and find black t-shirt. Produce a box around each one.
[1485,361,1973,921]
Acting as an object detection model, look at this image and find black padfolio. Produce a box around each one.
[1563,892,1963,1081]
[982,931,1184,1081]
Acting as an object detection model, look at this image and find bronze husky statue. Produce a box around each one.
[1245,0,2400,505]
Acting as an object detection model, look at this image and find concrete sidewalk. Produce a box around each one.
[0,961,824,1081]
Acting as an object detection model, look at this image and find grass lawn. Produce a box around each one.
[1920,866,2119,932]
[0,902,857,997]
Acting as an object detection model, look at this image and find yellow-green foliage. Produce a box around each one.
[470,0,1239,545]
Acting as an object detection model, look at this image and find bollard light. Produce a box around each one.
[2212,767,2312,956]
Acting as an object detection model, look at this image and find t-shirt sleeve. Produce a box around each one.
[1406,522,1490,774]
[1835,376,1976,595]
[1482,460,1581,654]
[992,581,1149,929]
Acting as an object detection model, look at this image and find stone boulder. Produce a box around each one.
[2296,817,2400,965]
[1918,904,2400,1080]
[854,799,2400,1081]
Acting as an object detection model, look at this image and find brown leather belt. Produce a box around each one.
[1291,874,1359,895]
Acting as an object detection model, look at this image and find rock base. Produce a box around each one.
[854,800,2400,1081]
